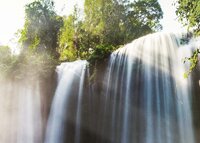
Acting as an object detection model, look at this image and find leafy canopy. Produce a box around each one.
[1,0,164,79]
[19,0,63,57]
[176,0,200,35]
[58,0,163,62]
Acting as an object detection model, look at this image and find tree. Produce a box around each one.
[0,45,58,79]
[19,0,63,58]
[123,0,163,42]
[58,0,163,62]
[0,46,17,79]
[58,6,84,61]
[175,0,200,77]
[176,0,200,35]
[84,0,163,45]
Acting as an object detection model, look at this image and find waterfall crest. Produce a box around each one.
[100,33,194,143]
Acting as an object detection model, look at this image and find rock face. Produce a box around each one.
[191,67,200,142]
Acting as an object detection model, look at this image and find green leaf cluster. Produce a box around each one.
[175,0,200,76]
[18,0,63,57]
[88,44,116,64]
[2,0,164,79]
[183,48,200,78]
[176,0,200,35]
[0,46,58,80]
[58,0,163,63]
[15,0,163,73]
[0,46,17,79]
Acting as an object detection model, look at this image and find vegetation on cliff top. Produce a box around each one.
[1,0,164,79]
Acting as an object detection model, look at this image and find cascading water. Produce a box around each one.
[45,60,89,143]
[0,80,43,143]
[100,33,194,143]
[45,33,195,143]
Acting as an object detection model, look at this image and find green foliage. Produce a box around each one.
[123,0,163,42]
[0,45,58,80]
[84,0,163,45]
[88,44,116,64]
[176,0,200,76]
[29,35,40,51]
[1,0,164,80]
[176,0,200,35]
[58,6,83,61]
[183,49,200,78]
[177,33,199,78]
[19,0,63,57]
[0,47,58,80]
[0,46,17,79]
[58,0,163,63]
[0,46,12,60]
[16,0,163,72]
[2,0,63,80]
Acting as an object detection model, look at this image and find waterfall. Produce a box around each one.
[45,60,89,143]
[100,33,194,143]
[0,80,43,143]
[45,33,195,143]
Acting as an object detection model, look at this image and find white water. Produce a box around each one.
[45,33,195,143]
[101,33,195,143]
[45,60,88,143]
[0,80,43,143]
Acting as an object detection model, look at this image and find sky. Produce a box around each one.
[0,0,185,47]
[158,0,186,32]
